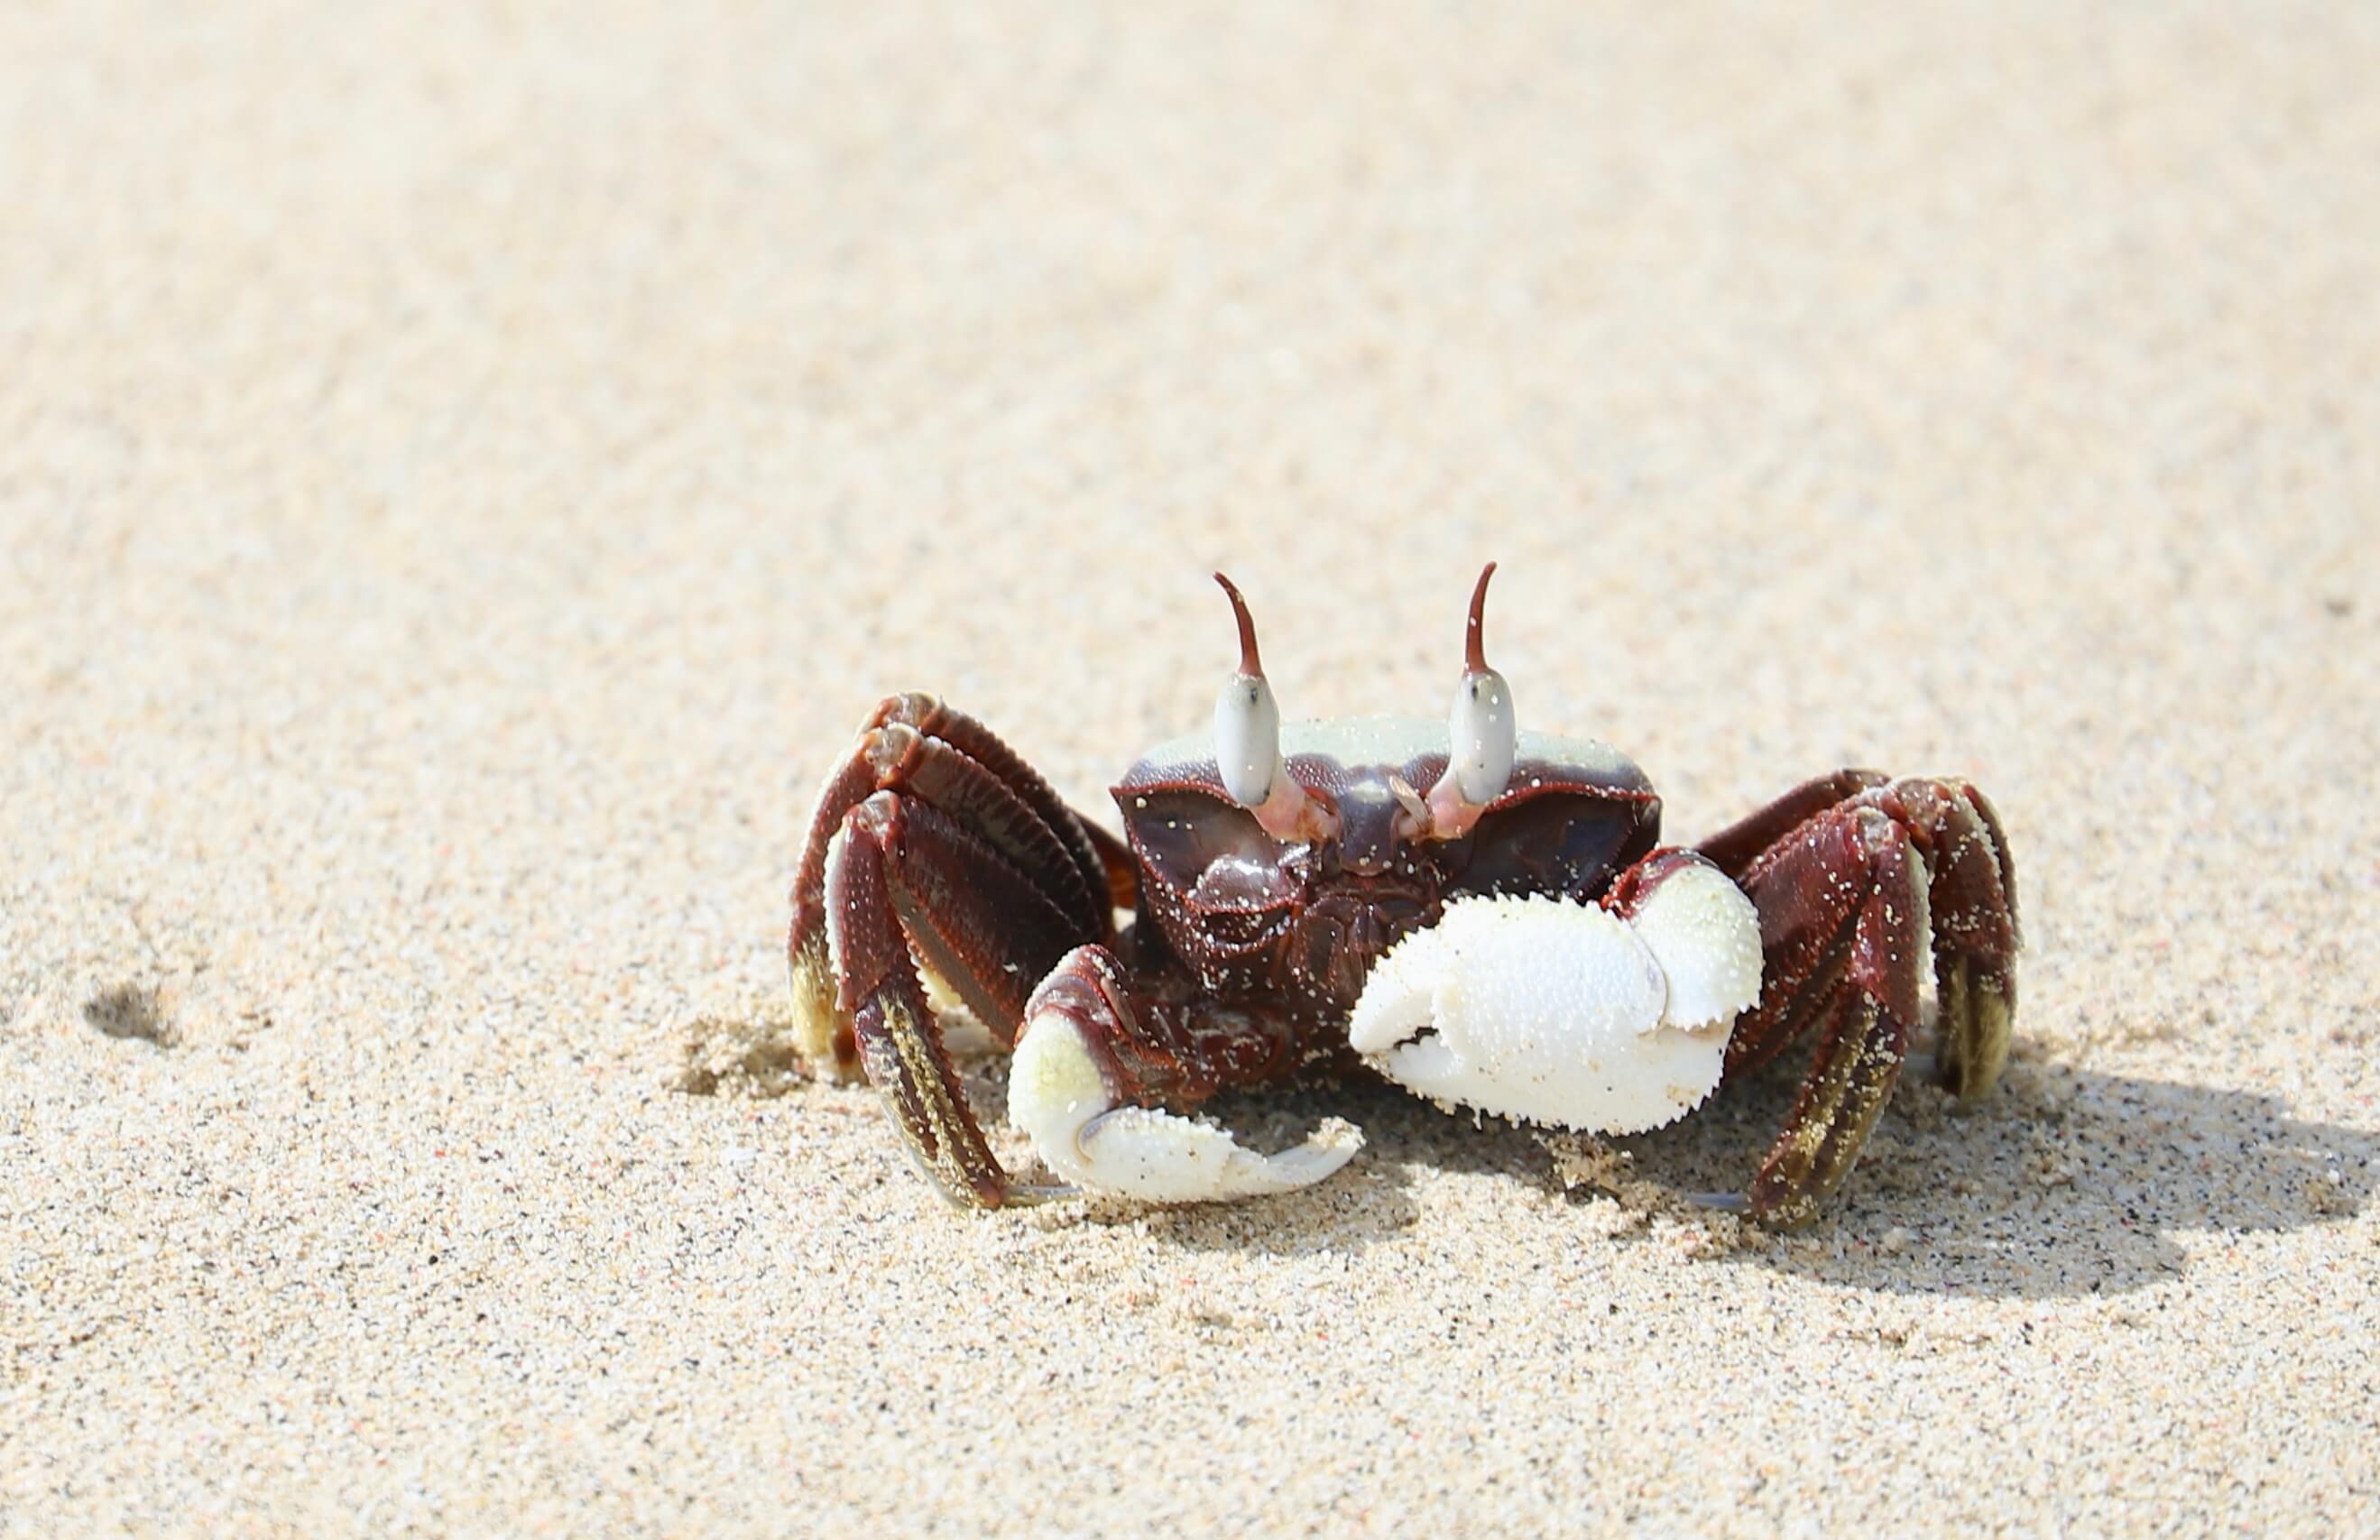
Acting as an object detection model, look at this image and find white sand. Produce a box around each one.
[5,2,2376,1533]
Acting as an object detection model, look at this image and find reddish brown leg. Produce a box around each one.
[1896,779,2021,1097]
[788,696,1121,1206]
[1700,774,2020,1226]
[1732,806,1927,1226]
[822,796,1008,1206]
[1696,770,1888,880]
[789,694,1113,1076]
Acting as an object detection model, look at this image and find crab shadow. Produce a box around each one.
[717,1004,2376,1289]
[1620,1055,2377,1296]
[1064,1078,1550,1259]
[1118,1054,2378,1296]
[993,1077,1432,1255]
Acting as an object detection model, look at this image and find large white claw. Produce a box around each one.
[1348,863,1763,1134]
[1009,1015,1361,1203]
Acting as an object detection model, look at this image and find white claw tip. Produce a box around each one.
[1629,860,1765,1030]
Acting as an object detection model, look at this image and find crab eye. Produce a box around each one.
[1445,563,1517,805]
[1212,573,1284,808]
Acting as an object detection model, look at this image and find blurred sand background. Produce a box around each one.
[5,2,2377,1533]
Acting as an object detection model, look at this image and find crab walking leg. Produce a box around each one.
[1010,946,1360,1202]
[1713,812,1881,1084]
[1727,804,1933,1226]
[824,796,1013,1205]
[1744,980,1912,1227]
[884,693,1115,920]
[870,723,1110,940]
[1694,770,1890,882]
[789,694,1118,1080]
[1896,779,2021,1098]
[823,788,1116,1206]
[862,793,1102,1043]
[789,750,883,1078]
[1707,774,2021,1099]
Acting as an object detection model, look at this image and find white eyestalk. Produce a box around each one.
[1213,573,1283,807]
[1427,562,1517,839]
[1211,574,1335,844]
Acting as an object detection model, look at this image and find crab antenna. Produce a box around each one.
[1463,561,1497,675]
[1214,572,1265,677]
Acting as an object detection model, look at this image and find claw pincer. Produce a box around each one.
[1349,856,1762,1134]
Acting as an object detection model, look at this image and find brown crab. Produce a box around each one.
[787,567,2019,1226]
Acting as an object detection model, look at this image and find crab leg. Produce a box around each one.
[1730,806,1929,1225]
[865,693,1114,926]
[862,794,1098,1041]
[822,794,1013,1205]
[1694,770,1889,881]
[1714,803,1895,1082]
[789,694,1118,1078]
[824,786,1117,1204]
[1707,774,2020,1225]
[1896,779,2020,1098]
[789,750,885,1078]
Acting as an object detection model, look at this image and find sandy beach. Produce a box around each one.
[5,2,2376,1533]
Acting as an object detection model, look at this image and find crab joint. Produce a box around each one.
[1212,573,1337,843]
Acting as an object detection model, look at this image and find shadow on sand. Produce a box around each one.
[1093,1051,2376,1298]
[710,993,2377,1299]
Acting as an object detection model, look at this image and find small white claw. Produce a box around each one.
[1350,873,1762,1134]
[1009,1015,1361,1203]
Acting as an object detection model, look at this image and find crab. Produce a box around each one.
[786,567,2019,1226]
